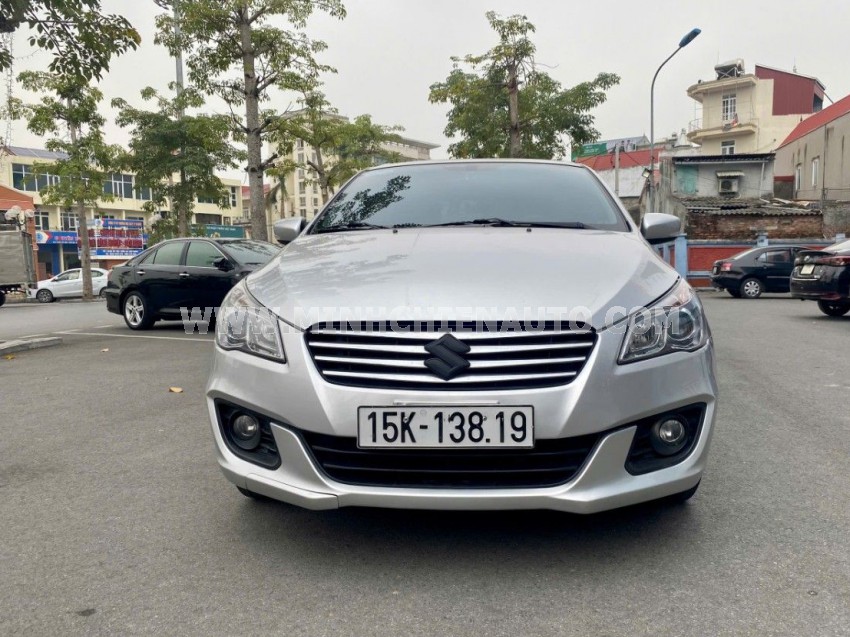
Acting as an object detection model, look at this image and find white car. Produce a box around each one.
[31,268,109,303]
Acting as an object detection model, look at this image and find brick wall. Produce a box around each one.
[687,212,823,240]
[823,203,850,237]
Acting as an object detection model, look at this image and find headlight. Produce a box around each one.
[216,280,286,362]
[618,279,709,364]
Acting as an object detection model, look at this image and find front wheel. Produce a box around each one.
[740,277,763,299]
[817,300,850,317]
[36,289,54,303]
[0,291,5,307]
[98,287,108,299]
[123,291,154,330]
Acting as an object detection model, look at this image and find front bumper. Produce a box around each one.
[206,325,718,513]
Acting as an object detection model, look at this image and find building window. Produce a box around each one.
[299,180,306,192]
[61,211,78,231]
[297,168,305,178]
[125,215,144,222]
[720,140,735,156]
[12,163,34,191]
[136,185,152,201]
[197,194,218,204]
[811,157,819,187]
[297,139,304,149]
[103,173,133,198]
[299,208,306,216]
[721,93,737,122]
[299,196,306,207]
[230,186,238,208]
[222,217,232,226]
[313,197,319,207]
[313,183,318,194]
[794,164,802,191]
[34,210,50,231]
[94,214,116,220]
[297,152,304,163]
[195,213,222,225]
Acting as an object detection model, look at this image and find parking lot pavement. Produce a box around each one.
[1,293,848,636]
[0,300,125,342]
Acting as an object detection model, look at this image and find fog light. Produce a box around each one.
[231,413,262,450]
[649,417,688,456]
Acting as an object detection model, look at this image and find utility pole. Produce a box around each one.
[173,0,190,237]
[614,144,620,196]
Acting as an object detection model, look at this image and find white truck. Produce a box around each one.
[0,229,36,307]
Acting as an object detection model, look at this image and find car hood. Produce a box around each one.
[247,228,679,331]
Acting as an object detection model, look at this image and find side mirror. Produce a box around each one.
[274,217,307,244]
[212,257,234,271]
[641,213,681,244]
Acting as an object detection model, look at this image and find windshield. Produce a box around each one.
[312,162,628,233]
[219,240,281,265]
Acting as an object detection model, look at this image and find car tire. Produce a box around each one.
[0,291,5,307]
[237,486,271,502]
[665,481,700,505]
[727,289,741,298]
[36,289,54,303]
[122,291,154,330]
[739,277,763,299]
[817,300,850,317]
[99,287,108,299]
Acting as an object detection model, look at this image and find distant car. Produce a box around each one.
[103,237,281,330]
[710,246,805,299]
[790,238,850,316]
[30,268,109,303]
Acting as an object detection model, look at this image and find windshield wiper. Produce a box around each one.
[315,222,391,234]
[426,218,596,229]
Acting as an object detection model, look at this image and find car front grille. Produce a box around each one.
[297,428,602,488]
[304,321,597,391]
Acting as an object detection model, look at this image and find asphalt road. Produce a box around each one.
[0,293,848,636]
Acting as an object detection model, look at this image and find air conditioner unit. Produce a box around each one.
[719,178,739,194]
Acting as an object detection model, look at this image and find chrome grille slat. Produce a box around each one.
[314,355,586,369]
[323,370,578,383]
[309,328,592,340]
[307,321,597,391]
[308,340,595,354]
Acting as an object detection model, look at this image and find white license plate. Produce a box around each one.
[800,264,815,275]
[357,406,534,449]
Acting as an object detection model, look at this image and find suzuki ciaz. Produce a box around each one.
[207,160,717,513]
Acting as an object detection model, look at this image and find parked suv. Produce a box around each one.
[711,246,805,298]
[791,238,850,316]
[207,160,717,514]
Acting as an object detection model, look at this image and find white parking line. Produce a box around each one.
[62,331,211,342]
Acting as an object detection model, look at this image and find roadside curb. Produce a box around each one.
[0,337,63,355]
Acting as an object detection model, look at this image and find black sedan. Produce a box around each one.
[790,238,850,317]
[710,246,805,299]
[104,237,280,330]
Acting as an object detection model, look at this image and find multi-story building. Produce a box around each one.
[686,60,825,155]
[0,145,244,274]
[774,93,850,202]
[266,114,438,235]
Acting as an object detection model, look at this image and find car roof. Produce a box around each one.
[358,157,590,174]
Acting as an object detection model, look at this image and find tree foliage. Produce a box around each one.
[17,71,120,299]
[154,0,346,240]
[113,87,243,237]
[0,0,140,80]
[429,11,620,159]
[276,90,403,205]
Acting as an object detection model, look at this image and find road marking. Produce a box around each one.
[19,334,47,339]
[63,331,212,342]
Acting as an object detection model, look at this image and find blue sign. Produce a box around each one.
[36,231,78,245]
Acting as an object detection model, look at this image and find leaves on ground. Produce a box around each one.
[168,386,183,393]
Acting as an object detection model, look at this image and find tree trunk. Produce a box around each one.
[68,115,93,300]
[239,7,267,241]
[177,167,190,236]
[507,61,521,158]
[315,149,330,204]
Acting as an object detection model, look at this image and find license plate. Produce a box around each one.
[357,406,534,448]
[800,264,815,275]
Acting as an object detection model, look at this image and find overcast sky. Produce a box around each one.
[7,0,850,182]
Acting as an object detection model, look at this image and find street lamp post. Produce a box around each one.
[649,27,701,215]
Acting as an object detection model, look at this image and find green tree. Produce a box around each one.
[113,87,243,238]
[0,0,140,80]
[17,71,119,300]
[429,11,620,159]
[154,0,346,241]
[278,90,403,205]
